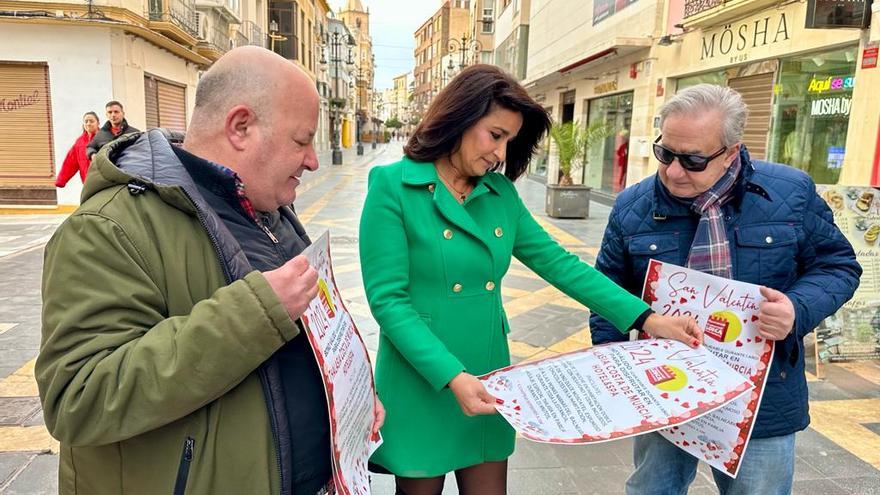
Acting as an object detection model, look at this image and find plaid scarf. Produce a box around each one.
[686,155,742,278]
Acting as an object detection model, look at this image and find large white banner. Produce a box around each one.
[642,260,775,477]
[480,339,752,444]
[301,231,381,495]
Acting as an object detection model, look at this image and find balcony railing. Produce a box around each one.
[232,28,248,48]
[148,0,199,37]
[201,24,232,53]
[243,20,265,48]
[683,0,724,18]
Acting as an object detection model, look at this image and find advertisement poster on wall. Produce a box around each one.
[814,186,880,361]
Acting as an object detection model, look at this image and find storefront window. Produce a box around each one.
[584,92,633,193]
[767,46,857,184]
[676,70,727,90]
[528,106,551,180]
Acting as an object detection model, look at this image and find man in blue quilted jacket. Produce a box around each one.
[590,84,860,495]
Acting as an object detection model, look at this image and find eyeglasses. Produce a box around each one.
[653,135,727,172]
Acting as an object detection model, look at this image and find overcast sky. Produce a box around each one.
[329,0,439,90]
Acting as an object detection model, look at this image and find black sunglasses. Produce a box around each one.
[653,135,727,172]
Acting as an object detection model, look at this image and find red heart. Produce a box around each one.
[747,338,752,343]
[680,297,687,304]
[681,402,690,408]
[691,295,696,300]
[661,392,669,399]
[675,398,680,402]
[514,406,522,411]
[755,336,763,343]
[736,341,743,347]
[697,388,706,393]
[682,441,690,446]
[751,315,759,322]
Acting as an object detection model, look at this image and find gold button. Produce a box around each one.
[485,281,495,291]
[428,184,435,193]
[443,229,453,240]
[452,283,463,293]
[494,227,503,238]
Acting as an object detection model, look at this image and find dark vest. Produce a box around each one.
[174,146,331,493]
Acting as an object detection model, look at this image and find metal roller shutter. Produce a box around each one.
[157,79,186,133]
[144,74,187,133]
[729,72,775,160]
[145,76,160,129]
[0,62,55,189]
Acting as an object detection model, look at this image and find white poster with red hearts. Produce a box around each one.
[642,259,775,478]
[301,231,382,495]
[479,339,752,444]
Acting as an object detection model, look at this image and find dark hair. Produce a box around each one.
[82,111,99,131]
[405,64,551,181]
[105,100,124,110]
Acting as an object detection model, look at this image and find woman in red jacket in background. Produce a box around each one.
[55,112,100,188]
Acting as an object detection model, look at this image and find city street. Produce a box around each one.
[0,143,878,494]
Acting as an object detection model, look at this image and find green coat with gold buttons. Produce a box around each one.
[359,157,649,477]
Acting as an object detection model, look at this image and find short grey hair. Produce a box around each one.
[659,84,748,147]
[192,63,274,126]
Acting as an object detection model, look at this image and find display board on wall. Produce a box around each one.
[815,185,880,361]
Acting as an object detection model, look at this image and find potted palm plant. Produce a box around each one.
[545,121,610,218]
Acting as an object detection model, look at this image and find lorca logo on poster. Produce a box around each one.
[811,96,852,117]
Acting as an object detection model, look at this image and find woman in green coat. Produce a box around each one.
[359,65,703,495]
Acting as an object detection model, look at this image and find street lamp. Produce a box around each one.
[352,65,368,156]
[320,20,355,165]
[448,34,482,70]
[268,20,288,54]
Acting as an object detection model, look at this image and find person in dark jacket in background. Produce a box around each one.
[590,84,860,495]
[55,111,99,187]
[85,100,140,159]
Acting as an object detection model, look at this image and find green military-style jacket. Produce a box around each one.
[37,132,299,494]
[359,157,648,477]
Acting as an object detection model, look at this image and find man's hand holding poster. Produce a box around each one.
[480,339,752,444]
[642,260,775,477]
[301,231,381,495]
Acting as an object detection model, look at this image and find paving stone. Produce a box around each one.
[792,478,852,495]
[508,467,579,495]
[508,439,563,469]
[0,452,30,487]
[793,455,828,481]
[831,476,880,495]
[2,453,57,495]
[0,398,41,426]
[564,465,631,494]
[800,451,880,479]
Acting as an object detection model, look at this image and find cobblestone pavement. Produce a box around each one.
[0,143,878,494]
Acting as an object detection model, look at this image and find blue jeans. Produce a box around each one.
[625,431,796,495]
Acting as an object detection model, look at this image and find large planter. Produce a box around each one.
[545,184,591,219]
